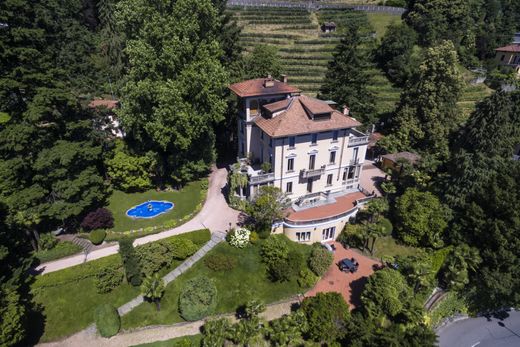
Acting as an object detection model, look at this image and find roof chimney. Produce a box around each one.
[342,105,350,115]
[281,74,288,83]
[264,74,274,88]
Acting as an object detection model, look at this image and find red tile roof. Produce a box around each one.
[88,99,119,110]
[254,95,362,138]
[263,98,291,113]
[381,151,421,165]
[286,191,366,222]
[495,44,520,53]
[229,78,300,97]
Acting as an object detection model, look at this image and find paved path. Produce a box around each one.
[35,167,241,275]
[38,298,297,347]
[437,310,520,347]
[359,160,386,197]
[305,242,378,309]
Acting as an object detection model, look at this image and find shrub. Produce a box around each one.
[166,238,198,259]
[298,268,318,288]
[249,231,259,244]
[38,233,58,251]
[268,258,294,282]
[89,230,106,245]
[202,318,232,347]
[94,304,120,338]
[308,246,333,277]
[135,242,171,275]
[34,241,83,263]
[204,253,237,272]
[229,228,250,248]
[179,276,218,321]
[261,235,290,267]
[225,229,235,243]
[377,217,393,234]
[81,208,114,231]
[95,267,124,294]
[301,292,350,343]
[118,238,142,286]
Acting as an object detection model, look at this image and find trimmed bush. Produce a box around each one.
[81,208,114,231]
[167,238,198,259]
[249,231,259,244]
[89,230,106,245]
[298,268,319,288]
[260,235,290,267]
[179,276,218,321]
[135,242,170,275]
[118,238,142,286]
[308,245,333,277]
[204,253,237,272]
[38,233,58,250]
[94,304,120,338]
[95,267,124,294]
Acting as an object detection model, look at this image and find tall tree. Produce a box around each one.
[383,40,463,158]
[394,188,450,248]
[0,204,34,346]
[319,22,375,123]
[375,22,418,86]
[115,0,229,185]
[442,91,520,310]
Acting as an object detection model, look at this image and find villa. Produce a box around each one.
[229,76,373,243]
[495,37,520,78]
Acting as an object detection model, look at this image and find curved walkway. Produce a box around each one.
[35,167,241,275]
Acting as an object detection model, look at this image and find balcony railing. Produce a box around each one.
[347,136,369,147]
[349,158,360,165]
[300,165,326,179]
[249,172,275,185]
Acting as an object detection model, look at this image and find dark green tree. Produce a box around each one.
[301,292,350,343]
[383,40,463,158]
[115,0,229,185]
[244,45,282,80]
[319,22,375,123]
[375,23,418,86]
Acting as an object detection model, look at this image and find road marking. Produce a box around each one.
[471,342,481,347]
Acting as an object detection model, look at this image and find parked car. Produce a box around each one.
[338,258,358,273]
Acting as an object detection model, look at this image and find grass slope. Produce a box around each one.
[121,241,312,330]
[31,230,210,342]
[107,180,204,233]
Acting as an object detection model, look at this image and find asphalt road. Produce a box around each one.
[437,310,520,347]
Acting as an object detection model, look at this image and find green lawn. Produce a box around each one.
[367,12,398,38]
[122,241,312,330]
[107,180,205,233]
[370,236,423,260]
[34,241,83,263]
[132,334,202,347]
[31,230,210,343]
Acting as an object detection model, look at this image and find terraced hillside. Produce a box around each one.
[229,6,493,119]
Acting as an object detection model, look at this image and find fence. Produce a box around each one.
[227,0,406,14]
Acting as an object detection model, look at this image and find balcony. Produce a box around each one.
[349,158,360,166]
[250,172,275,185]
[347,129,369,147]
[300,165,326,179]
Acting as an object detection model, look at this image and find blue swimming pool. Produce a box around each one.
[126,200,174,219]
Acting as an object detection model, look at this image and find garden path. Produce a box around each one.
[35,166,241,275]
[38,298,297,347]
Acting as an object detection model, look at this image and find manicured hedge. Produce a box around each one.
[94,304,120,338]
[90,229,106,245]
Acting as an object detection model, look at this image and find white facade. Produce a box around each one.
[236,96,369,201]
